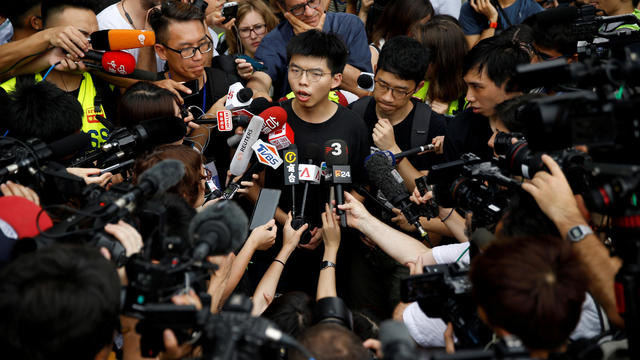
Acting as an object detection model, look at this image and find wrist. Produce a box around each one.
[323,246,339,258]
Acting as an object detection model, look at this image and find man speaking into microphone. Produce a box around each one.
[252,31,369,296]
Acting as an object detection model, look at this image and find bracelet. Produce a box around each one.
[320,260,337,270]
[441,208,455,223]
[273,259,285,266]
[489,21,498,29]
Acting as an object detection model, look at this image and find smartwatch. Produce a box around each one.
[566,225,593,243]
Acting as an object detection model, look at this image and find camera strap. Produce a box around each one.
[490,0,513,29]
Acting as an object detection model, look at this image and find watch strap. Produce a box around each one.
[566,225,593,243]
[320,260,337,270]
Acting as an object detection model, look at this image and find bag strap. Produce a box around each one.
[410,102,431,149]
[349,96,374,118]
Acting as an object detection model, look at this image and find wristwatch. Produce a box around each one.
[320,260,337,270]
[566,225,593,243]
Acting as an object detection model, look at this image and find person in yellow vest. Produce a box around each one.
[1,0,117,148]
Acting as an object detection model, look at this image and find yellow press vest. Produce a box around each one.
[1,72,110,148]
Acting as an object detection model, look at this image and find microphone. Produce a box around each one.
[259,106,288,134]
[210,111,250,129]
[268,123,295,150]
[365,152,429,239]
[229,114,264,176]
[283,145,300,219]
[105,159,185,215]
[82,50,136,75]
[189,200,248,261]
[0,132,92,176]
[357,72,375,92]
[292,144,319,242]
[324,139,350,227]
[365,144,437,167]
[90,29,156,51]
[230,97,271,118]
[379,320,417,360]
[225,82,253,110]
[97,116,186,166]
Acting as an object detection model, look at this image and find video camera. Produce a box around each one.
[401,263,493,348]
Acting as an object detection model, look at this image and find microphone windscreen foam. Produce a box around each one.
[90,29,155,51]
[357,73,374,89]
[237,88,253,103]
[248,97,271,115]
[365,152,406,200]
[324,139,348,165]
[49,132,92,159]
[138,159,186,195]
[188,200,248,254]
[258,106,288,133]
[303,143,320,161]
[138,116,187,146]
[101,51,136,75]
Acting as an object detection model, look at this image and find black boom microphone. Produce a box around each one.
[324,139,351,227]
[365,152,430,241]
[0,132,91,176]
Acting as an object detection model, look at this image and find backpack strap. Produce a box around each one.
[410,102,431,149]
[349,96,374,118]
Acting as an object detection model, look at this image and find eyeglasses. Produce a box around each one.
[238,24,267,38]
[288,0,321,17]
[288,65,331,82]
[532,46,565,61]
[163,36,213,59]
[374,80,413,98]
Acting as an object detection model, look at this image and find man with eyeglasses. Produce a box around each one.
[246,0,371,100]
[350,36,447,192]
[150,1,241,176]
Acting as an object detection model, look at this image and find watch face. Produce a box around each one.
[570,227,583,238]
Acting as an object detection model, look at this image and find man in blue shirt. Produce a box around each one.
[247,0,372,99]
[459,0,542,48]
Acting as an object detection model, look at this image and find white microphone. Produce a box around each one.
[225,82,253,110]
[298,164,321,184]
[229,114,264,176]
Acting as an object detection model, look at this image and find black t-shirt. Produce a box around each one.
[443,108,494,162]
[263,99,370,229]
[357,97,447,170]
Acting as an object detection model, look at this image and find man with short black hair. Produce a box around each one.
[350,36,447,191]
[0,1,42,41]
[443,36,530,162]
[0,245,121,360]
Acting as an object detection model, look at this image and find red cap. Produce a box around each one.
[102,51,136,75]
[0,196,53,238]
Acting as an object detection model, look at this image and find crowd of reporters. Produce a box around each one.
[0,0,639,359]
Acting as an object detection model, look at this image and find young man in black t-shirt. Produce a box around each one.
[264,30,369,247]
[350,36,447,192]
[256,30,369,296]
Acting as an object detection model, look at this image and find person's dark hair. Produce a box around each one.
[470,236,587,351]
[41,0,94,27]
[413,16,468,103]
[494,94,544,134]
[376,35,429,86]
[463,35,532,92]
[262,291,314,339]
[149,0,206,44]
[497,190,560,240]
[6,77,82,143]
[0,1,41,27]
[289,323,370,360]
[286,30,348,75]
[370,0,433,45]
[524,9,578,56]
[0,245,120,360]
[118,81,180,128]
[352,311,379,342]
[134,144,204,207]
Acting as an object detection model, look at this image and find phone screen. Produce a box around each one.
[249,188,281,230]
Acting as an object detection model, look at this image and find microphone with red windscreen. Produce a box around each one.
[259,106,288,134]
[89,29,156,51]
[82,50,136,75]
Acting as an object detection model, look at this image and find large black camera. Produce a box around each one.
[401,263,493,348]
